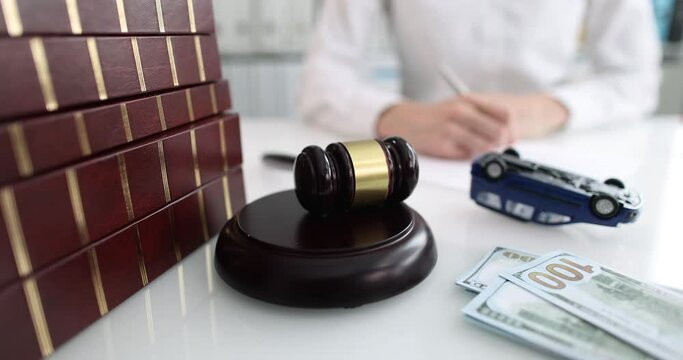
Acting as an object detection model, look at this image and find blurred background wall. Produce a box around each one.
[213,0,683,118]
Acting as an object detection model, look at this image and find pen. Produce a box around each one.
[439,64,470,95]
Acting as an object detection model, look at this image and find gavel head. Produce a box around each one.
[294,137,419,214]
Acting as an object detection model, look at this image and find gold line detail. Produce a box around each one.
[121,104,133,142]
[169,211,181,262]
[86,37,108,101]
[8,123,34,177]
[115,0,128,32]
[23,279,54,357]
[154,0,165,32]
[87,249,108,315]
[187,0,196,33]
[190,129,201,186]
[66,168,90,245]
[156,96,167,131]
[166,37,179,87]
[74,112,92,156]
[209,84,218,113]
[0,187,32,276]
[218,120,228,173]
[1,0,22,37]
[131,38,147,92]
[197,189,209,242]
[222,176,232,220]
[157,142,171,203]
[117,154,135,221]
[65,0,82,34]
[186,89,194,121]
[342,140,390,207]
[193,36,205,82]
[29,38,58,111]
[135,227,149,286]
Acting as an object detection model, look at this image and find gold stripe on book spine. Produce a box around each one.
[186,89,195,121]
[157,141,171,202]
[87,249,109,315]
[134,228,149,286]
[166,37,179,87]
[121,104,133,142]
[156,96,167,131]
[117,154,135,221]
[23,279,54,357]
[222,175,232,220]
[115,0,128,32]
[193,36,206,82]
[209,84,218,113]
[74,112,92,156]
[0,187,32,276]
[65,0,83,34]
[86,38,108,101]
[66,169,109,315]
[197,189,209,241]
[218,120,228,173]
[8,123,34,177]
[30,38,58,111]
[154,0,165,32]
[190,129,201,186]
[1,0,22,37]
[65,169,90,245]
[170,211,181,262]
[131,38,147,92]
[187,0,196,33]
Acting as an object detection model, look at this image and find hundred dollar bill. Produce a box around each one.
[456,247,537,292]
[463,278,652,360]
[502,251,683,360]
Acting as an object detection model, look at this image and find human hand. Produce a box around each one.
[376,97,514,159]
[465,93,569,139]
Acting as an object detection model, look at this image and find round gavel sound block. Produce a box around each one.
[294,137,418,214]
[215,190,437,308]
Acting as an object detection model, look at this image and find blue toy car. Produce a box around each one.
[470,149,642,226]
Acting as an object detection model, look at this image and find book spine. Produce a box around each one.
[0,166,245,360]
[0,34,222,121]
[0,80,231,186]
[0,0,214,36]
[0,113,242,287]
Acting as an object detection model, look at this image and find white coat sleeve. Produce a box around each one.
[550,0,662,129]
[298,0,402,138]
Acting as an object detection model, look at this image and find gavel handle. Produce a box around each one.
[262,153,296,168]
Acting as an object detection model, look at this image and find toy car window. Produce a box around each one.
[537,211,571,224]
[475,191,502,210]
[504,200,534,220]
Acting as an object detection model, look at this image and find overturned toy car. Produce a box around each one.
[470,149,642,226]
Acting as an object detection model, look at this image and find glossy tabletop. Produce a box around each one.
[51,116,683,360]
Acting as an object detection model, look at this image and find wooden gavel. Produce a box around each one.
[294,137,419,214]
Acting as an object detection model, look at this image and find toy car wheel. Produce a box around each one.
[604,178,625,189]
[484,159,506,181]
[590,194,620,219]
[503,148,520,158]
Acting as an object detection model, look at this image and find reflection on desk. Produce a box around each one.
[51,116,683,360]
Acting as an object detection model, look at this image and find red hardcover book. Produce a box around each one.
[0,80,231,186]
[0,166,246,360]
[0,34,222,121]
[0,0,215,36]
[0,113,242,287]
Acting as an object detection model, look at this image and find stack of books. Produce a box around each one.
[0,1,246,358]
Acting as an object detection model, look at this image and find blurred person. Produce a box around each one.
[298,1,661,159]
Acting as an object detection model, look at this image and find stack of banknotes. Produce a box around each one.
[456,247,683,360]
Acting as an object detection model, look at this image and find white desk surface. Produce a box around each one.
[52,116,683,360]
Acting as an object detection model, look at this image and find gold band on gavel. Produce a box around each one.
[342,140,390,207]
